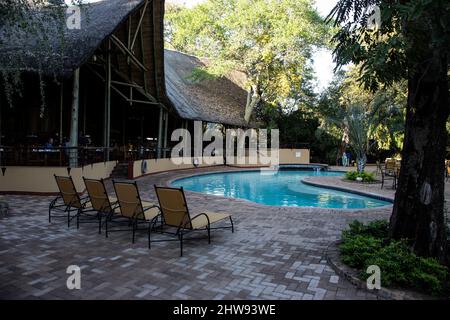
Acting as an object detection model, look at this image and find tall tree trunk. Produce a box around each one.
[244,84,261,123]
[356,152,367,173]
[389,48,449,263]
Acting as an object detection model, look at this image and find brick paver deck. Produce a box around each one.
[0,166,418,300]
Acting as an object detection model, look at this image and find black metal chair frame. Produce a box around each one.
[378,163,397,189]
[445,161,450,182]
[107,181,160,244]
[151,185,234,256]
[83,177,122,234]
[49,175,97,228]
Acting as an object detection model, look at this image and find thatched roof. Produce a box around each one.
[0,1,251,127]
[0,0,147,77]
[164,49,251,127]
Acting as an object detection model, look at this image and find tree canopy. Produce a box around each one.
[327,0,450,91]
[328,0,450,262]
[165,0,330,122]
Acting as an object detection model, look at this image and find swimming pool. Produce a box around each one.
[171,170,392,209]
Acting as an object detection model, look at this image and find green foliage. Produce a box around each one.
[340,220,450,296]
[365,241,449,295]
[1,1,84,112]
[185,67,218,83]
[317,67,406,166]
[327,0,450,91]
[341,234,383,269]
[345,171,375,182]
[165,0,330,116]
[343,219,389,240]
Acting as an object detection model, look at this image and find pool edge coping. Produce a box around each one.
[165,167,394,212]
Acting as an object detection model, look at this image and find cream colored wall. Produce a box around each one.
[0,149,310,193]
[132,149,310,177]
[133,157,223,179]
[227,149,310,167]
[279,149,310,164]
[0,161,117,194]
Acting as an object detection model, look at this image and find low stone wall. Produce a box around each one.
[132,157,224,179]
[325,241,432,300]
[0,161,117,194]
[132,149,311,176]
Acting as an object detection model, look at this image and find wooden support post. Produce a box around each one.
[0,97,2,166]
[83,83,87,136]
[0,96,2,165]
[163,111,169,158]
[69,68,80,168]
[157,105,163,159]
[104,40,111,161]
[59,82,63,145]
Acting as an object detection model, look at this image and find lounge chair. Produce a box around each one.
[49,175,94,228]
[379,160,397,189]
[109,181,160,244]
[153,186,234,256]
[83,177,119,234]
[446,160,450,182]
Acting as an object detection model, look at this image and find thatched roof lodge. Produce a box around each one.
[0,0,250,167]
[164,49,249,127]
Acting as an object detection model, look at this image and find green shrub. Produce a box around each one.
[363,241,417,287]
[343,220,389,239]
[345,171,375,182]
[340,220,450,296]
[412,257,450,294]
[340,235,383,268]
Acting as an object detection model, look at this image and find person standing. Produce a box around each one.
[342,151,348,167]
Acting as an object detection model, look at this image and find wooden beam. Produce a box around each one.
[140,8,148,93]
[157,105,163,158]
[92,55,159,105]
[86,64,161,106]
[163,110,169,158]
[104,40,111,160]
[69,68,80,168]
[111,80,143,88]
[127,15,132,66]
[130,0,149,50]
[110,35,148,72]
[59,82,64,145]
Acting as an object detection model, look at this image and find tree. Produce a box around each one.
[328,0,450,262]
[0,0,83,111]
[165,0,329,123]
[319,67,405,172]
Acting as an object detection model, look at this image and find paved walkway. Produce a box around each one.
[0,166,427,300]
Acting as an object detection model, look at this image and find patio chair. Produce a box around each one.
[0,197,8,216]
[153,186,234,256]
[379,163,396,189]
[446,160,450,182]
[49,175,95,228]
[109,181,160,244]
[375,160,382,176]
[83,177,119,234]
[385,159,396,175]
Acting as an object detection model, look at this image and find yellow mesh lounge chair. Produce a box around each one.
[385,158,396,174]
[153,185,234,256]
[110,181,160,244]
[49,175,93,228]
[83,177,119,234]
[446,160,450,182]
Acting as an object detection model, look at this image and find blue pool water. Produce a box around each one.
[171,170,391,209]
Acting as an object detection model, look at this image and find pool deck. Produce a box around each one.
[0,166,448,300]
